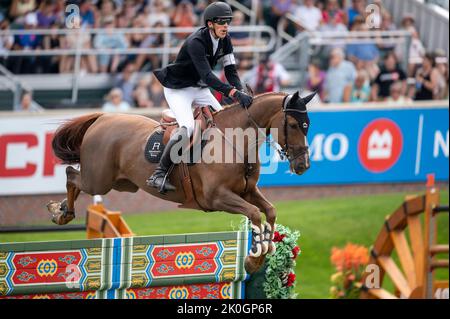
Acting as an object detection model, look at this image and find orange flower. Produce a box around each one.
[330,243,369,271]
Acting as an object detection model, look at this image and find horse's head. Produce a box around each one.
[275,91,315,175]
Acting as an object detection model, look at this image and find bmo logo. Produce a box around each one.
[358,119,403,173]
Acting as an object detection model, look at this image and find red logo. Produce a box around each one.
[358,119,403,173]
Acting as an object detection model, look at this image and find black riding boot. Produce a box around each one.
[146,127,188,193]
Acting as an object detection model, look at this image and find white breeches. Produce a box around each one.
[163,87,222,137]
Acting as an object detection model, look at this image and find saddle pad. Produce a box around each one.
[145,130,165,163]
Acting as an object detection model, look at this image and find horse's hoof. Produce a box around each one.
[249,224,262,257]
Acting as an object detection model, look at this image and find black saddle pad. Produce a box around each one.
[145,130,165,163]
[144,130,208,165]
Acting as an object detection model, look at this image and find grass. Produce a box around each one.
[1,190,448,299]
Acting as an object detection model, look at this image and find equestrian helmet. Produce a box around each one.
[203,2,233,26]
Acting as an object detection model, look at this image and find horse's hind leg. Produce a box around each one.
[48,166,81,225]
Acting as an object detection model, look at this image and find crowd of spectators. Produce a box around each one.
[0,0,448,111]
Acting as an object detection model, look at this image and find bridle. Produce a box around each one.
[244,93,309,163]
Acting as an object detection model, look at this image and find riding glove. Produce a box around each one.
[233,90,253,108]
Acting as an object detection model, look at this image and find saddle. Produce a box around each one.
[153,106,215,211]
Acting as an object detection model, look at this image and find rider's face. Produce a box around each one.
[209,18,231,39]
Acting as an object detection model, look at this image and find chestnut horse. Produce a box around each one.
[48,91,314,273]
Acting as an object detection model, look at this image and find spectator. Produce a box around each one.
[229,10,252,47]
[346,16,379,80]
[41,22,62,73]
[18,91,44,112]
[371,51,407,101]
[376,11,397,55]
[171,0,198,41]
[0,17,14,66]
[414,52,441,101]
[60,15,98,73]
[263,0,293,31]
[79,0,98,28]
[306,60,326,100]
[245,54,291,94]
[293,0,323,32]
[94,16,128,73]
[400,14,415,30]
[114,62,137,105]
[386,81,412,104]
[344,0,366,28]
[36,0,58,28]
[102,87,131,111]
[145,0,171,28]
[134,21,164,71]
[133,75,152,108]
[323,48,357,103]
[343,70,371,103]
[322,0,344,25]
[396,26,425,76]
[148,73,168,107]
[9,0,37,22]
[10,12,42,74]
[434,49,448,100]
[99,0,118,22]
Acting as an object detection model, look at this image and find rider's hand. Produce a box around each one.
[233,90,253,108]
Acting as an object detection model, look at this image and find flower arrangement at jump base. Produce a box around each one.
[264,224,301,299]
[329,243,369,299]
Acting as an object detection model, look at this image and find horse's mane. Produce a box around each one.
[213,91,287,117]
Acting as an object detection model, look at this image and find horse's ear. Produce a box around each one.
[301,92,316,106]
[291,91,300,103]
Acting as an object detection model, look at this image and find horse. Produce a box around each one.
[47,91,314,274]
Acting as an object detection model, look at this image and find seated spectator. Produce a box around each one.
[9,0,37,23]
[323,48,357,103]
[229,10,252,47]
[9,12,42,74]
[344,0,366,28]
[60,15,98,73]
[377,11,397,55]
[0,17,14,66]
[36,0,58,28]
[386,81,412,104]
[293,0,323,31]
[115,62,137,105]
[414,52,441,101]
[41,22,62,73]
[371,51,407,101]
[346,16,380,80]
[171,0,198,42]
[434,49,448,100]
[99,0,118,22]
[322,0,344,25]
[18,91,44,112]
[133,74,168,108]
[245,54,291,94]
[148,73,167,107]
[145,0,171,28]
[135,21,164,71]
[94,16,128,73]
[306,60,326,100]
[102,88,131,111]
[343,70,371,103]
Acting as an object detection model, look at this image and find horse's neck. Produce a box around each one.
[214,93,284,130]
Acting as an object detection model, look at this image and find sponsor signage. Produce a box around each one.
[0,106,448,195]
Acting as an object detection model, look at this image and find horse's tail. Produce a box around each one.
[52,113,103,164]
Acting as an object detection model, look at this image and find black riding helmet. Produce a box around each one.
[203,1,233,26]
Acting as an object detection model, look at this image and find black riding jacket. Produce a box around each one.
[153,27,243,96]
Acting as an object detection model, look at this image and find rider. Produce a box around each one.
[147,1,253,192]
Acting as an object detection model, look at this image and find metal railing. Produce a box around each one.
[0,25,276,104]
[0,63,34,110]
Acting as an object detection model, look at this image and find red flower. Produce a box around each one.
[273,231,286,243]
[286,273,296,287]
[292,246,301,259]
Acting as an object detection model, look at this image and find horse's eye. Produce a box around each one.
[289,123,298,129]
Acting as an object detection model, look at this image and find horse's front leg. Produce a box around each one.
[211,188,265,274]
[244,187,277,255]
